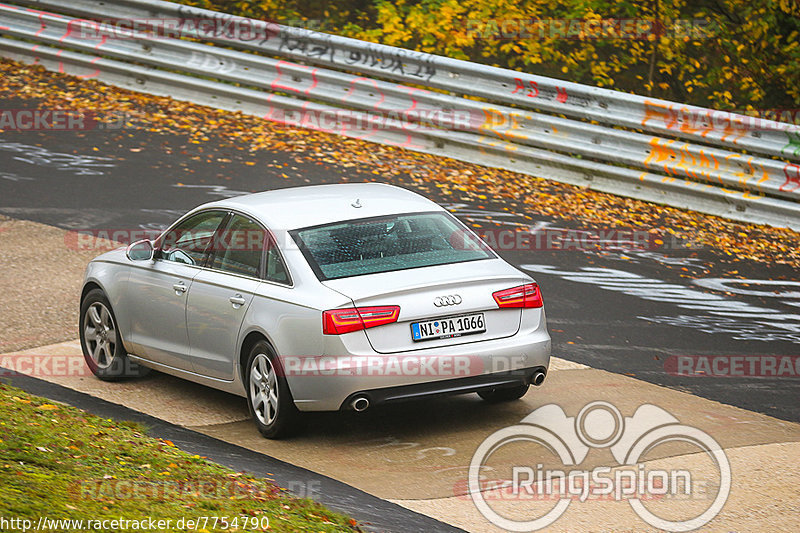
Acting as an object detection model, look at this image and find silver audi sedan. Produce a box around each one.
[80,183,551,437]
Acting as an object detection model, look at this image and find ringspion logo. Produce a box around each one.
[468,401,730,531]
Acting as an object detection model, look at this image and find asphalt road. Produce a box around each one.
[1,103,798,424]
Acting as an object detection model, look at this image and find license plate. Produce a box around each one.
[411,313,486,342]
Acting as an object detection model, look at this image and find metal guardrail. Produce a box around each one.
[1,0,799,229]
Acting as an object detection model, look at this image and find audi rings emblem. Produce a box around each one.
[434,295,462,307]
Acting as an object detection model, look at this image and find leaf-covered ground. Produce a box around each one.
[1,57,798,269]
[0,383,360,532]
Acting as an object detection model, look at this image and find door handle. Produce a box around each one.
[230,294,246,307]
[173,282,187,293]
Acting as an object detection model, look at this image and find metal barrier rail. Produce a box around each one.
[2,0,799,229]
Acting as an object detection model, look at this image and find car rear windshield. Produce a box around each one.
[290,211,495,280]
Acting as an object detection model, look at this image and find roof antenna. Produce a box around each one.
[351,198,362,208]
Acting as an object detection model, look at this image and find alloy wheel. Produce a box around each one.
[83,302,117,369]
[249,353,279,426]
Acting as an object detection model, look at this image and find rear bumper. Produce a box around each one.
[340,365,546,410]
[286,322,551,411]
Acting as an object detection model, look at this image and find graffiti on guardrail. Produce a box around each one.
[781,164,800,192]
[643,139,765,188]
[343,44,438,80]
[2,0,797,228]
[266,24,439,80]
[175,4,277,45]
[642,100,800,136]
[784,132,800,157]
[511,77,591,107]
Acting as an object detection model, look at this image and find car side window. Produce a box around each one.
[265,238,290,284]
[158,210,227,266]
[211,214,265,278]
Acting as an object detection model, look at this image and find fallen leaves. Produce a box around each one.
[0,57,798,268]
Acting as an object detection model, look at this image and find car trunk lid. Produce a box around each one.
[322,259,525,353]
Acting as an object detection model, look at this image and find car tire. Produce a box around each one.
[245,340,300,439]
[80,288,150,381]
[478,383,529,403]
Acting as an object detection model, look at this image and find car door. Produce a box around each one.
[125,209,228,370]
[186,212,267,380]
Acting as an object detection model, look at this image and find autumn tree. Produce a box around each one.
[182,0,800,114]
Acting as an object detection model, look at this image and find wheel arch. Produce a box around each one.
[238,329,300,399]
[239,330,274,383]
[80,280,128,351]
[80,280,104,302]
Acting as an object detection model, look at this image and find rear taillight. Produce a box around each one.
[493,283,543,308]
[322,306,401,335]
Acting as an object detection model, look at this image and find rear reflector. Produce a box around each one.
[323,306,401,335]
[493,283,543,308]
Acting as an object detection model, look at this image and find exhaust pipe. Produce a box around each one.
[531,371,546,386]
[351,396,370,412]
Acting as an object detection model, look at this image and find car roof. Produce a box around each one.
[201,183,442,230]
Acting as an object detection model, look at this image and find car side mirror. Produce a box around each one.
[126,239,154,261]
